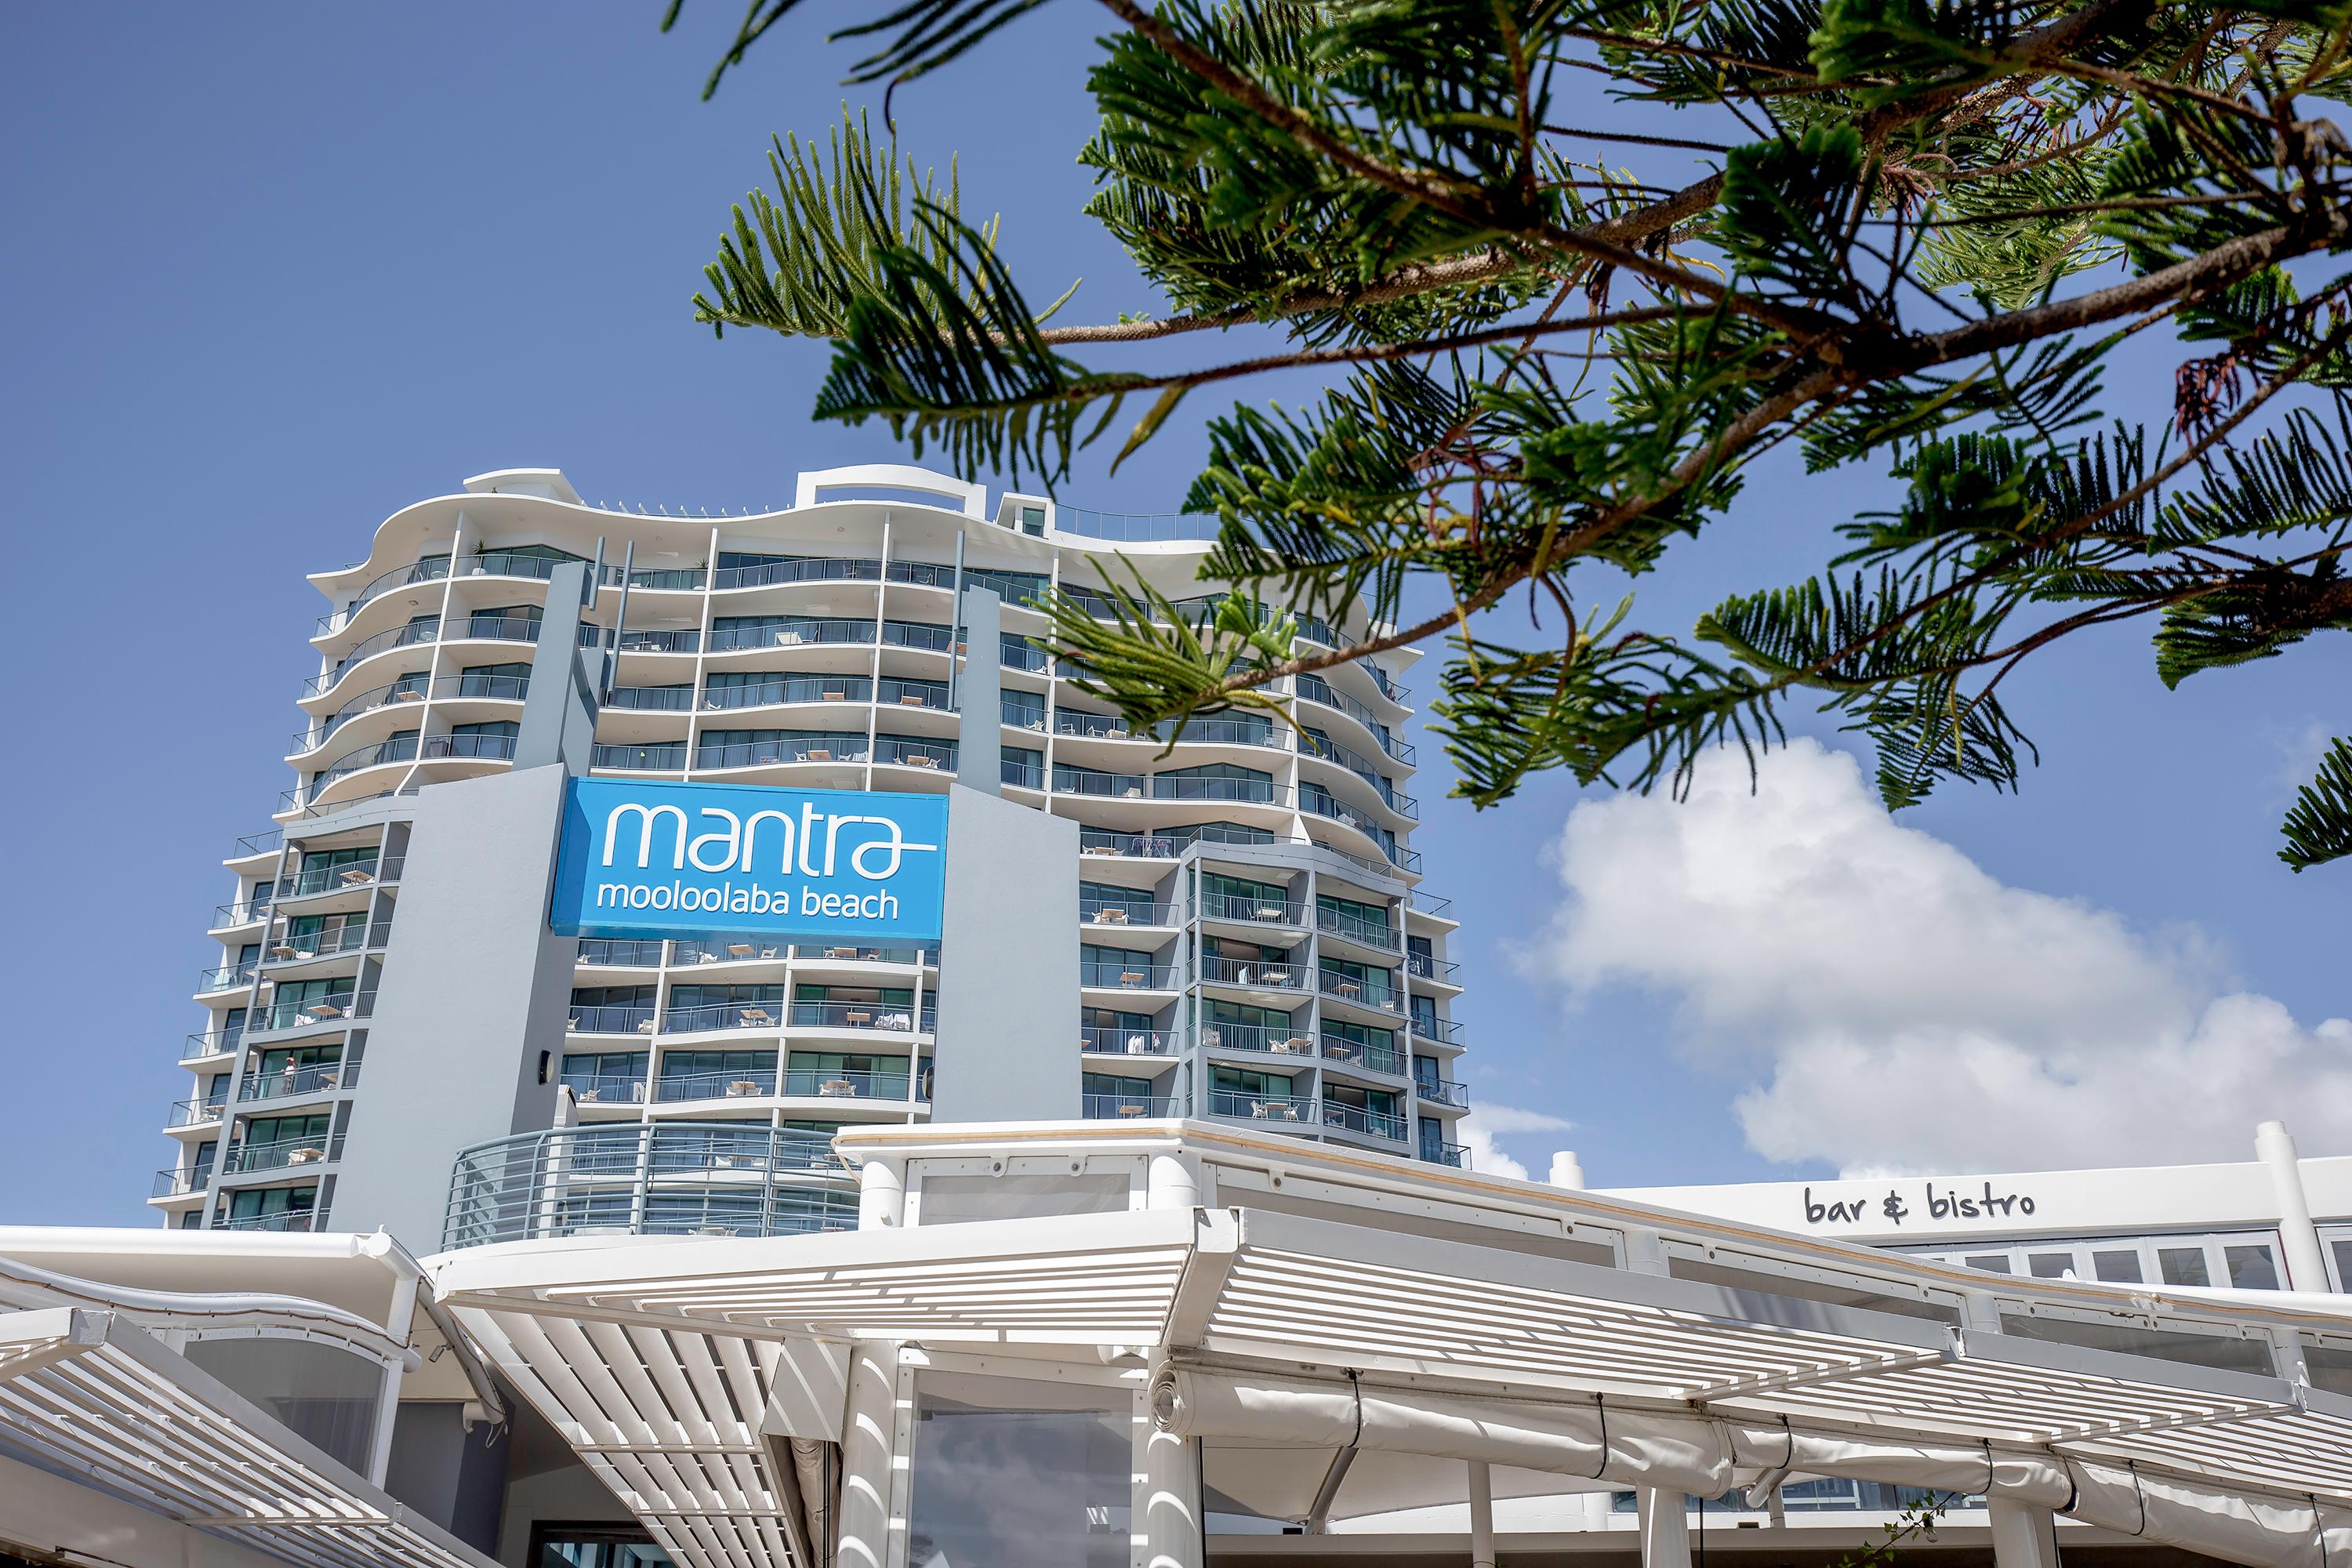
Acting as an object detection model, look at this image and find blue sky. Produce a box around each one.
[3,5,2347,1224]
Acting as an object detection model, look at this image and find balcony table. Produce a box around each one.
[818,1080,857,1097]
[737,1009,774,1026]
[636,1018,658,1033]
[728,943,755,958]
[339,869,372,885]
[725,1080,762,1097]
[1116,1104,1148,1116]
[288,1147,325,1164]
[305,1004,343,1020]
[1119,973,1144,987]
[806,749,834,762]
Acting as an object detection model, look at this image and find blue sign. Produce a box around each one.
[550,779,948,942]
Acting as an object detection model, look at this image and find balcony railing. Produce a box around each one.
[703,675,872,710]
[593,742,687,771]
[1406,951,1462,982]
[1055,771,1287,805]
[1054,710,1279,748]
[608,684,695,711]
[1199,955,1307,989]
[1319,970,1401,1011]
[611,627,702,654]
[880,677,950,710]
[1080,961,1178,990]
[212,898,273,928]
[710,618,876,652]
[698,738,870,769]
[874,736,954,771]
[1083,1094,1181,1119]
[561,1075,647,1105]
[442,1125,858,1249]
[263,924,372,964]
[1002,757,1044,789]
[216,1208,325,1232]
[1320,1100,1409,1141]
[239,1062,351,1102]
[1316,908,1401,950]
[1424,1140,1469,1168]
[663,1001,788,1033]
[316,557,453,637]
[1080,1025,1176,1057]
[1198,892,1304,927]
[152,1166,213,1199]
[450,614,543,645]
[655,1070,779,1102]
[781,1068,910,1099]
[291,673,532,754]
[1416,1077,1471,1109]
[1079,829,1182,858]
[223,1134,344,1174]
[1080,898,1175,928]
[881,620,955,652]
[169,1098,226,1128]
[1197,1022,1315,1057]
[788,1000,935,1032]
[1294,673,1415,764]
[183,1028,242,1060]
[1207,1089,1310,1123]
[795,942,938,965]
[1412,889,1454,918]
[1411,1014,1466,1046]
[278,857,397,898]
[715,555,884,590]
[569,1004,656,1035]
[198,963,257,993]
[258,988,371,1032]
[577,937,668,967]
[1319,1034,1404,1075]
[307,618,441,695]
[308,730,517,793]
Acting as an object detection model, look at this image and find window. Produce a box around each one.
[2092,1249,2143,1283]
[1211,1065,1293,1098]
[561,1051,648,1093]
[1962,1255,2013,1274]
[2027,1253,2073,1279]
[1002,688,1045,726]
[226,1186,318,1221]
[245,1113,331,1148]
[457,661,529,697]
[1081,1071,1157,1102]
[1154,762,1272,800]
[2158,1247,2212,1287]
[2225,1244,2281,1290]
[908,1372,1128,1568]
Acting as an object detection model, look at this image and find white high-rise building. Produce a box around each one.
[154,464,1470,1243]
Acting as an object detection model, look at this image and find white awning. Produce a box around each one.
[0,1306,499,1568]
[432,1203,2352,1568]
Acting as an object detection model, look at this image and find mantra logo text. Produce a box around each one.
[601,800,940,881]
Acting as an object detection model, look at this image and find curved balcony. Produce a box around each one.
[1294,673,1415,763]
[1054,769,1290,808]
[315,557,453,638]
[1298,734,1417,822]
[1080,1025,1176,1057]
[1052,710,1282,750]
[710,618,875,653]
[873,736,953,774]
[714,556,883,590]
[303,731,516,804]
[608,684,695,712]
[702,675,872,712]
[442,612,543,648]
[593,742,686,772]
[442,1125,857,1250]
[611,627,702,655]
[695,738,870,771]
[304,618,441,699]
[289,673,528,757]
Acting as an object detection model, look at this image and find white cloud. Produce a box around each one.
[1529,739,2352,1175]
[1455,1107,1579,1185]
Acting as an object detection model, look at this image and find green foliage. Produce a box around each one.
[667,0,2352,872]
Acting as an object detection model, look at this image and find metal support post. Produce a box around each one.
[1638,1489,1691,1568]
[1987,1498,2060,1568]
[1468,1459,1497,1568]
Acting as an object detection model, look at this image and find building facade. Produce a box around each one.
[154,464,1470,1240]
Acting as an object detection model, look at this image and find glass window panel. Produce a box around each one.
[2092,1250,2144,1283]
[1962,1255,2012,1275]
[2027,1253,2074,1279]
[2158,1247,2212,1287]
[2225,1244,2281,1290]
[908,1372,1129,1568]
[2333,1239,2352,1293]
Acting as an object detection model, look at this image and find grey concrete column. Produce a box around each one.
[1468,1460,1497,1568]
[516,561,598,774]
[1987,1497,2060,1568]
[837,1341,902,1568]
[1637,1489,1690,1568]
[1142,1427,1203,1568]
[2256,1120,2332,1290]
[955,586,1002,795]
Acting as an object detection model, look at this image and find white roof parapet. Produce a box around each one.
[425,1128,2352,1568]
[0,1306,501,1568]
[792,463,986,519]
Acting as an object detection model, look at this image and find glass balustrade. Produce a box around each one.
[1079,1025,1175,1056]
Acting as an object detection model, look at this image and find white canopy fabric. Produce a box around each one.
[0,1306,499,1568]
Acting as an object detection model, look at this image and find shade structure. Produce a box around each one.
[432,1199,2352,1568]
[0,1305,499,1568]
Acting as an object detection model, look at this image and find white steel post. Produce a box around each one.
[1142,1423,1203,1568]
[1987,1498,2060,1568]
[1147,1151,1200,1210]
[837,1340,903,1568]
[2256,1120,2332,1290]
[859,1156,908,1228]
[1468,1460,1496,1568]
[1637,1489,1691,1568]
